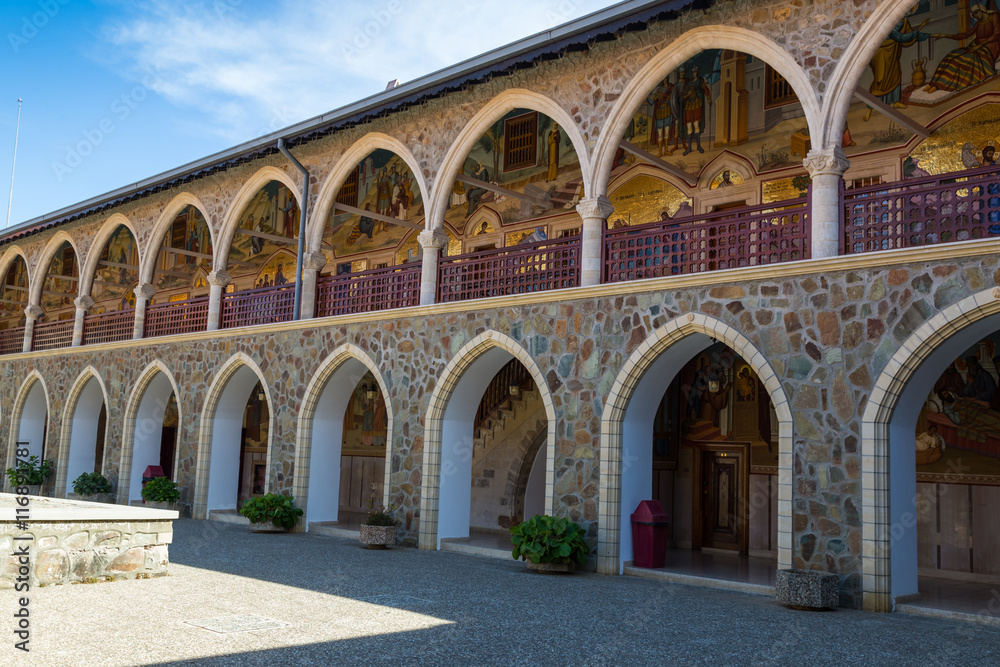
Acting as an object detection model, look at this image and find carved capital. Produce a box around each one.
[576,196,615,221]
[24,305,43,321]
[417,228,449,250]
[303,251,328,272]
[74,295,95,311]
[207,270,232,287]
[803,147,850,178]
[134,282,157,300]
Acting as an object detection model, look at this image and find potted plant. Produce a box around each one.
[239,493,303,532]
[5,456,54,496]
[509,514,589,573]
[141,476,180,510]
[360,501,399,549]
[71,472,114,503]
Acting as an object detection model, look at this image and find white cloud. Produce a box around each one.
[99,0,614,143]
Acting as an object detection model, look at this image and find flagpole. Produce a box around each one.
[6,98,22,229]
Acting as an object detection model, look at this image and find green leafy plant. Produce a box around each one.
[141,476,180,504]
[72,471,112,496]
[239,493,303,530]
[365,500,400,527]
[5,456,55,487]
[510,514,590,566]
[791,174,812,196]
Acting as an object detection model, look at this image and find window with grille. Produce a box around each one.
[764,66,796,108]
[336,166,360,208]
[850,175,883,189]
[171,217,187,249]
[504,112,538,172]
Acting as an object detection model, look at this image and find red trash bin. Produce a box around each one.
[631,500,669,569]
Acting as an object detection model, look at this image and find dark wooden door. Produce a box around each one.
[159,426,176,480]
[697,442,749,552]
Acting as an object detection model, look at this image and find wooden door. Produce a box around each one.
[694,441,749,553]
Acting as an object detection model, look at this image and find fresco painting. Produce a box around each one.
[342,371,388,456]
[0,256,28,329]
[154,205,213,298]
[92,225,139,311]
[40,242,77,316]
[228,181,300,291]
[607,172,692,228]
[253,251,296,289]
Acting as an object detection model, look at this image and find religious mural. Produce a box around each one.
[916,331,1000,484]
[40,242,77,318]
[153,205,213,300]
[228,181,300,291]
[238,381,269,507]
[91,225,139,313]
[341,372,388,456]
[0,256,28,329]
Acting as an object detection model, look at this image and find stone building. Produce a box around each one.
[3,0,1000,616]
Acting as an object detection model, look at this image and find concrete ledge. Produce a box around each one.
[308,522,361,540]
[440,539,512,561]
[207,510,249,526]
[897,603,1000,627]
[624,564,775,596]
[0,493,178,522]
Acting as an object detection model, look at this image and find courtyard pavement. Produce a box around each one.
[2,519,999,666]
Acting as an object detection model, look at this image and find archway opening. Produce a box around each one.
[0,255,29,354]
[16,380,48,462]
[206,367,270,513]
[436,350,547,551]
[33,241,77,351]
[618,335,778,585]
[128,373,179,503]
[146,205,213,337]
[222,180,299,329]
[85,224,138,345]
[64,377,108,495]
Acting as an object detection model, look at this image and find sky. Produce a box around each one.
[0,0,616,228]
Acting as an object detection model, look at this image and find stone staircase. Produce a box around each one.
[473,386,543,461]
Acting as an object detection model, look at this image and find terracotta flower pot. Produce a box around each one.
[360,524,397,549]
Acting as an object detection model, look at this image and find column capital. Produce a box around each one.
[74,295,95,311]
[803,146,850,178]
[207,269,231,287]
[134,282,156,300]
[303,251,328,272]
[418,228,449,250]
[576,195,614,221]
[24,305,43,321]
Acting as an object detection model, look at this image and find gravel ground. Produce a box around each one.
[2,519,999,666]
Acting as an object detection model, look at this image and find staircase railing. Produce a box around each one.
[474,359,535,433]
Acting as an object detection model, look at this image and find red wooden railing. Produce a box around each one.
[603,198,810,283]
[315,264,420,318]
[843,165,1000,254]
[0,326,25,355]
[220,283,295,329]
[437,235,580,303]
[144,296,210,338]
[83,309,135,345]
[31,318,74,351]
[474,358,535,433]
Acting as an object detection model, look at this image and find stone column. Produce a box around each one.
[300,252,328,320]
[22,305,42,353]
[804,146,850,260]
[418,228,449,306]
[576,196,614,287]
[132,282,156,340]
[72,295,94,347]
[206,270,231,332]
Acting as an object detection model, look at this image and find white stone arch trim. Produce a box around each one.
[292,343,395,523]
[5,371,52,472]
[215,166,301,273]
[428,88,593,233]
[55,366,110,497]
[309,133,432,252]
[607,163,693,198]
[191,352,273,519]
[823,0,918,150]
[417,330,558,550]
[592,25,822,194]
[0,244,30,285]
[79,213,140,298]
[140,193,217,287]
[117,359,183,504]
[596,312,794,575]
[860,287,1000,612]
[29,231,80,306]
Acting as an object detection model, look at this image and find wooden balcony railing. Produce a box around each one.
[603,198,810,283]
[0,325,25,355]
[437,235,580,303]
[31,319,74,352]
[843,165,1000,254]
[220,283,295,330]
[83,309,135,346]
[144,296,210,338]
[315,264,420,318]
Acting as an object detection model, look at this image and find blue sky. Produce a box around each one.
[0,0,615,227]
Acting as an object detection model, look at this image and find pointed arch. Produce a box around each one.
[29,232,80,306]
[310,133,432,252]
[140,193,216,286]
[695,151,758,191]
[592,26,822,195]
[428,89,593,232]
[292,343,395,527]
[55,366,110,497]
[117,360,183,504]
[5,371,51,474]
[0,245,30,286]
[596,312,793,575]
[418,330,557,549]
[79,214,140,297]
[191,352,273,519]
[215,166,301,273]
